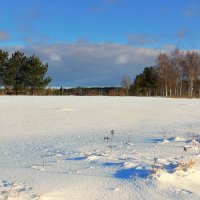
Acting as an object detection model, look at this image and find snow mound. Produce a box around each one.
[162,139,170,143]
[173,137,186,142]
[156,169,200,196]
[122,162,136,169]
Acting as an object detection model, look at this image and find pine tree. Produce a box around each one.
[25,55,51,95]
[0,49,9,86]
[131,73,145,95]
[4,51,27,95]
[142,67,157,96]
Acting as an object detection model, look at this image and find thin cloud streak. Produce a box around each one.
[0,31,11,41]
[127,34,160,46]
[183,0,199,17]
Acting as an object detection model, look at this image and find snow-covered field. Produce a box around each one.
[0,96,200,200]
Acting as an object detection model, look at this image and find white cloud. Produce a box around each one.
[2,41,171,86]
[49,53,62,62]
[116,54,130,64]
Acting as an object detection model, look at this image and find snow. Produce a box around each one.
[0,96,200,200]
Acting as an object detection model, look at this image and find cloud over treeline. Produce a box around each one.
[2,41,172,86]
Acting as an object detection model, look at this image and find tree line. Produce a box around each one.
[0,49,51,95]
[59,87,126,96]
[129,49,200,98]
[1,48,200,98]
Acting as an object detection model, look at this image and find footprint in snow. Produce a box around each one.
[0,180,38,199]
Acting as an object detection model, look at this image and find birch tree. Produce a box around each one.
[184,51,200,97]
[156,53,171,97]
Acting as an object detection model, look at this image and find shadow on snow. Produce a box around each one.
[64,156,87,161]
[103,162,124,167]
[114,166,150,179]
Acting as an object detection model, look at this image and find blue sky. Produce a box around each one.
[0,0,200,86]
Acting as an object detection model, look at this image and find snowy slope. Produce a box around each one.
[0,96,200,200]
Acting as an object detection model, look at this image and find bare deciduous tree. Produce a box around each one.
[156,53,171,97]
[184,51,200,97]
[121,75,131,95]
[170,48,184,96]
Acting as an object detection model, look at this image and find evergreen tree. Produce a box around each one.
[130,67,157,96]
[0,49,9,86]
[131,73,145,95]
[142,67,157,96]
[4,51,27,95]
[25,55,51,95]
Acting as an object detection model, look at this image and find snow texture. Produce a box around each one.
[0,96,200,200]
